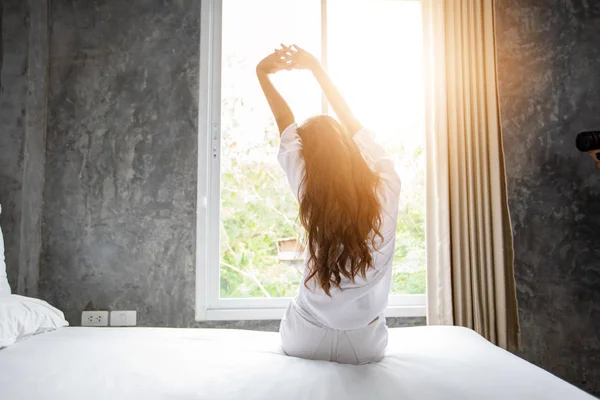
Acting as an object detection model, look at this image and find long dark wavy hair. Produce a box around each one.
[297,115,383,296]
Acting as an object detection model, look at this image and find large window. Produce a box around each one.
[197,0,426,320]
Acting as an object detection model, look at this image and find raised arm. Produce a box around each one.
[282,45,362,136]
[256,49,295,135]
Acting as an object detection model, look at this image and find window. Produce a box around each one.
[197,0,426,320]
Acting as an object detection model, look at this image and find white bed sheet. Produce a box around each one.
[0,326,593,400]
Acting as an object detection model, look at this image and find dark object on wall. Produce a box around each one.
[576,131,600,153]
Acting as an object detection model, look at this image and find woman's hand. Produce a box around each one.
[256,47,290,75]
[280,44,321,72]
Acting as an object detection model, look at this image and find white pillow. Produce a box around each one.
[0,204,11,295]
[0,295,69,348]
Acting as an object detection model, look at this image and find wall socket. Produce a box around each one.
[109,310,137,327]
[81,311,109,327]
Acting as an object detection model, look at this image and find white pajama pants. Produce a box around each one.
[279,300,388,365]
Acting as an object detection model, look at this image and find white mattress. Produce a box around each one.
[0,326,593,400]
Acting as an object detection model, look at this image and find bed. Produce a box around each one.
[0,325,594,400]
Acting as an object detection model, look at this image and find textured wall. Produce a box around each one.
[41,0,201,326]
[0,0,49,296]
[18,0,48,297]
[495,0,600,396]
[0,0,28,292]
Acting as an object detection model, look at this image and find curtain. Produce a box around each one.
[421,0,520,350]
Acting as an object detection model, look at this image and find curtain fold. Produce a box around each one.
[422,0,520,350]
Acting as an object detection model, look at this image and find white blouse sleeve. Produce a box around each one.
[277,123,305,202]
[353,128,401,195]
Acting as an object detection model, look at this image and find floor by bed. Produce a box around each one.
[0,325,594,399]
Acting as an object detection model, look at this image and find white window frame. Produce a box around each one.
[196,0,426,321]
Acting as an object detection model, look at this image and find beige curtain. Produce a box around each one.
[421,0,520,350]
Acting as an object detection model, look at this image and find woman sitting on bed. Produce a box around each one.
[256,44,401,365]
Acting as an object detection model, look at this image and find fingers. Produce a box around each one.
[273,57,295,71]
[274,50,287,61]
[273,48,292,66]
[276,43,293,55]
[278,43,301,55]
[265,43,304,72]
[278,48,298,60]
[274,43,303,52]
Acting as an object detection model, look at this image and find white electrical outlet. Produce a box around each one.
[81,311,109,327]
[110,310,137,327]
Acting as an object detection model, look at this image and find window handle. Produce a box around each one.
[212,122,220,160]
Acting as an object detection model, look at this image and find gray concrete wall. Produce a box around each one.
[40,0,201,327]
[0,0,28,292]
[19,0,48,297]
[495,0,600,396]
[0,0,47,296]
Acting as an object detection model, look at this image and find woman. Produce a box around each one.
[256,44,401,364]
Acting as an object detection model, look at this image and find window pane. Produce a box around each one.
[220,0,321,298]
[328,0,426,294]
[219,0,425,299]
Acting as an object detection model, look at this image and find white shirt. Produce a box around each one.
[277,123,401,330]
